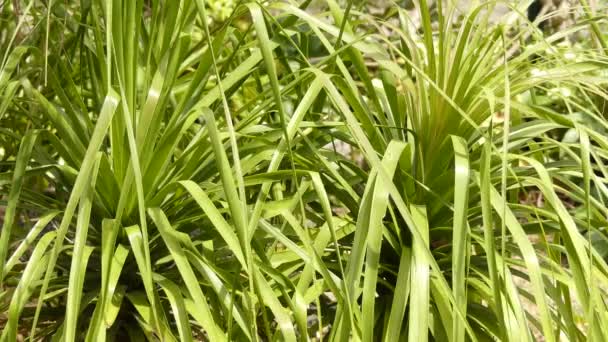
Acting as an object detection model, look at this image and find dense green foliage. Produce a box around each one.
[1,0,608,341]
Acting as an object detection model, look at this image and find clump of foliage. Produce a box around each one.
[1,0,607,341]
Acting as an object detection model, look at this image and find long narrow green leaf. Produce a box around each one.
[408,205,430,342]
[85,243,130,342]
[0,231,54,342]
[0,131,42,283]
[177,181,246,267]
[253,269,297,342]
[361,141,407,341]
[2,211,59,278]
[64,153,101,341]
[153,274,194,342]
[384,246,412,341]
[479,138,509,340]
[31,90,119,340]
[149,207,225,341]
[0,46,29,90]
[124,225,164,336]
[450,135,470,342]
[186,251,251,340]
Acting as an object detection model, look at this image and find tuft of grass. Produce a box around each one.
[0,0,607,341]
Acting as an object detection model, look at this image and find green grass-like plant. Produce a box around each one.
[1,0,608,341]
